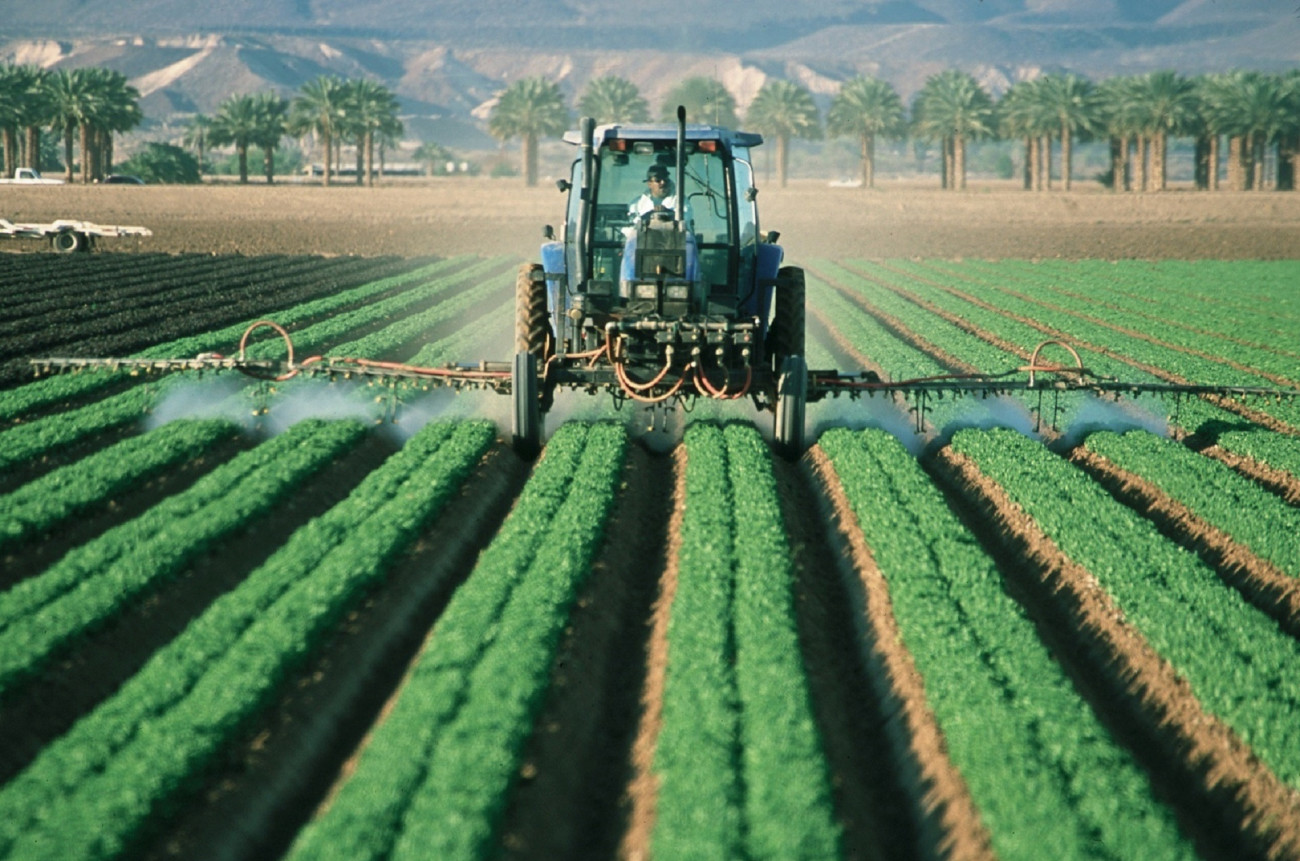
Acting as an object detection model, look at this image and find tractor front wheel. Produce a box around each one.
[769,266,806,372]
[774,354,807,460]
[515,262,551,358]
[512,351,542,459]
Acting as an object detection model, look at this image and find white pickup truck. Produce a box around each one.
[0,217,151,252]
[0,168,65,185]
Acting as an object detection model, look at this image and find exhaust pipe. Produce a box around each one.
[675,105,686,231]
[576,116,596,292]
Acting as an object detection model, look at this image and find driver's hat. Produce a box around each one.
[644,164,670,182]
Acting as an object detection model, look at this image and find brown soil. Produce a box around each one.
[6,180,1300,261]
[929,445,1300,860]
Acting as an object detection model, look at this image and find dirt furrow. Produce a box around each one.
[496,442,671,861]
[929,445,1300,860]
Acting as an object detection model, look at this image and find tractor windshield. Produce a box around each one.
[586,143,734,297]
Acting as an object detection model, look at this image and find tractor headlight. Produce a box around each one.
[634,283,659,300]
[665,284,690,301]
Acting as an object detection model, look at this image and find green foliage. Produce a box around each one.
[0,419,366,699]
[0,419,494,859]
[289,421,627,861]
[577,75,650,124]
[659,77,738,128]
[952,428,1300,789]
[822,427,1194,859]
[114,142,201,183]
[654,422,839,861]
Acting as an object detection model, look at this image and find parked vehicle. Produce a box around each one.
[0,168,65,185]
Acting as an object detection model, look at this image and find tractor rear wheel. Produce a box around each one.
[769,266,806,372]
[774,354,807,460]
[512,351,542,459]
[515,262,551,358]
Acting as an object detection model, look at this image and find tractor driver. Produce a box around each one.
[628,164,691,229]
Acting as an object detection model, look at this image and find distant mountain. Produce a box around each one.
[2,0,1297,149]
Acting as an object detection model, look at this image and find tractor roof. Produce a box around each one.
[563,123,764,152]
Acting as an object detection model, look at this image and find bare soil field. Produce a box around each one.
[5,178,1299,260]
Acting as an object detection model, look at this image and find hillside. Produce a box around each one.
[2,0,1297,151]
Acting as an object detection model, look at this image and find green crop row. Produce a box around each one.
[288,421,626,861]
[955,259,1300,350]
[0,258,508,475]
[0,418,366,698]
[653,423,840,861]
[845,260,1300,483]
[821,427,1194,859]
[0,256,472,423]
[0,419,495,860]
[951,428,1300,789]
[1084,430,1300,576]
[0,418,239,551]
[881,260,1300,429]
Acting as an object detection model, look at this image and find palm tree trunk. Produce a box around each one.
[63,130,74,183]
[2,128,15,177]
[1108,137,1123,192]
[238,144,249,184]
[859,134,874,189]
[322,130,332,186]
[264,147,275,183]
[79,124,91,184]
[1061,126,1072,192]
[1137,136,1149,192]
[1029,138,1040,191]
[524,132,538,187]
[365,132,375,188]
[100,130,112,181]
[955,134,966,191]
[777,133,790,188]
[1228,136,1244,190]
[941,136,952,190]
[1208,134,1219,191]
[1041,135,1051,191]
[1251,134,1265,191]
[25,126,40,170]
[1023,137,1032,190]
[1280,134,1298,191]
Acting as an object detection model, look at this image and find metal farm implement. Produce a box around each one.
[30,111,1300,456]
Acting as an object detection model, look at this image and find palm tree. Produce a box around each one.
[1127,71,1197,192]
[45,68,95,182]
[659,77,738,128]
[346,79,402,187]
[182,114,212,177]
[83,68,141,181]
[1281,71,1300,191]
[488,76,569,187]
[251,92,289,183]
[290,75,348,186]
[745,80,820,188]
[999,79,1055,190]
[20,66,52,172]
[1096,75,1144,192]
[913,70,995,190]
[826,76,905,189]
[0,64,36,174]
[578,76,650,124]
[414,140,453,176]
[1035,73,1099,191]
[209,94,261,183]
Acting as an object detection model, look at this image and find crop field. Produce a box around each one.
[2,247,1300,861]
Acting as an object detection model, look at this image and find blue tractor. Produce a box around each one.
[512,108,810,458]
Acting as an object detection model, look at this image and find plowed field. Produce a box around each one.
[2,183,1299,860]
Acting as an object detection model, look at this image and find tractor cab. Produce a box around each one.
[538,112,785,362]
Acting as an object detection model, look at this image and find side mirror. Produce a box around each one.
[765,230,780,244]
[543,224,556,240]
[745,187,758,202]
[556,178,571,192]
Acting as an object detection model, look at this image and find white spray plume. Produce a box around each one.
[935,394,1043,445]
[1059,394,1170,448]
[808,393,929,456]
[144,376,255,431]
